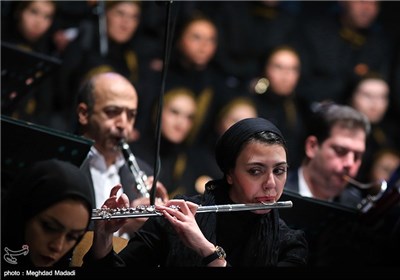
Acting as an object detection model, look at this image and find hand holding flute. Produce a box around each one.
[118,177,168,236]
[91,184,129,260]
[91,187,201,261]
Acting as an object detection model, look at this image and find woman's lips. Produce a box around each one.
[40,255,56,265]
[256,196,276,203]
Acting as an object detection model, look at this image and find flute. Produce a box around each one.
[119,139,150,198]
[91,201,293,220]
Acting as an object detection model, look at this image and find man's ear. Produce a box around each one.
[226,171,233,185]
[305,136,319,159]
[77,103,89,125]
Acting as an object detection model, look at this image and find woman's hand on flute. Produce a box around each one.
[156,200,217,260]
[119,179,169,236]
[92,184,129,259]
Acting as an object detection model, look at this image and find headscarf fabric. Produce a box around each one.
[2,159,94,266]
[215,117,286,174]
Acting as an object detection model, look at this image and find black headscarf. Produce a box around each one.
[215,117,285,174]
[2,159,94,267]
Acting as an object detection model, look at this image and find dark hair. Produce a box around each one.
[76,77,96,114]
[309,101,370,143]
[216,97,257,126]
[177,11,217,41]
[14,1,57,22]
[346,71,388,105]
[105,0,142,11]
[265,44,300,67]
[243,130,288,162]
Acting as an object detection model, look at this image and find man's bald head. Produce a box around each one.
[78,72,138,114]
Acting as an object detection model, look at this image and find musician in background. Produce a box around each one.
[285,102,371,208]
[1,1,61,129]
[75,72,168,237]
[84,117,308,267]
[130,87,199,197]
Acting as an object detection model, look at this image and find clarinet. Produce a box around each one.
[118,139,150,198]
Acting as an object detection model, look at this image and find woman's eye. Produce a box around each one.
[66,234,81,242]
[274,166,288,176]
[248,168,261,176]
[40,221,59,233]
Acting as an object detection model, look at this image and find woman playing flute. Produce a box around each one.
[84,117,308,267]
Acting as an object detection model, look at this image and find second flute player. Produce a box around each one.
[76,72,169,237]
[83,118,308,267]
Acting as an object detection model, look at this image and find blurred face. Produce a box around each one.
[19,1,55,42]
[217,104,257,135]
[25,200,89,267]
[179,19,217,68]
[162,94,196,143]
[78,74,138,160]
[107,2,141,43]
[227,142,288,214]
[265,49,300,96]
[342,0,379,29]
[351,79,389,123]
[371,152,400,182]
[306,125,366,200]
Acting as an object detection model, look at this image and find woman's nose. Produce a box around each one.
[49,234,66,253]
[262,172,276,190]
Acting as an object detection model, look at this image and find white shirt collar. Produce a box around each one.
[88,146,125,172]
[298,167,313,198]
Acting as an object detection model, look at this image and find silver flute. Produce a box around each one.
[119,139,150,198]
[91,201,293,220]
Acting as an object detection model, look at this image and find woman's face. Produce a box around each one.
[107,2,141,44]
[179,19,218,68]
[342,0,379,29]
[25,199,89,267]
[227,141,288,214]
[265,49,300,96]
[19,1,55,42]
[371,152,400,182]
[351,78,389,123]
[162,93,196,144]
[217,103,257,136]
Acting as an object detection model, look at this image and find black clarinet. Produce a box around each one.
[118,139,150,198]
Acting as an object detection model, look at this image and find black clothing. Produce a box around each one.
[131,132,198,197]
[212,1,299,86]
[2,21,61,129]
[83,180,308,267]
[252,90,307,169]
[2,159,93,267]
[160,51,227,148]
[291,14,393,108]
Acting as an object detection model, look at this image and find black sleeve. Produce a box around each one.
[277,219,308,267]
[82,248,126,267]
[117,216,170,267]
